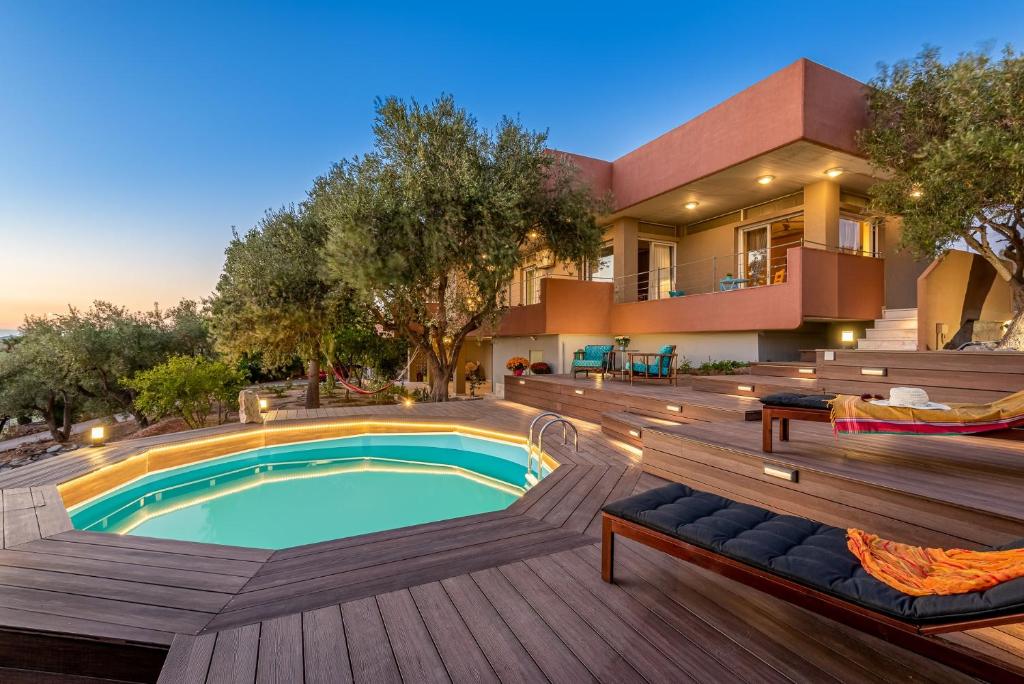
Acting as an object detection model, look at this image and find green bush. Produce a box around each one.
[676,357,749,375]
[125,356,247,429]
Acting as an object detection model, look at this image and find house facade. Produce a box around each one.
[482,58,936,393]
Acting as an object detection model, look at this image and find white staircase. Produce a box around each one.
[856,308,919,351]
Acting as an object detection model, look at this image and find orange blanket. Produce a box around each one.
[847,529,1024,596]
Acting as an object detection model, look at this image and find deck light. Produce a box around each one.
[737,384,754,392]
[574,389,584,395]
[90,426,106,446]
[860,368,887,377]
[797,368,815,375]
[764,464,798,482]
[518,379,526,385]
[628,429,641,438]
[684,201,700,210]
[665,404,682,413]
[258,398,269,412]
[756,175,774,185]
[403,398,414,407]
[824,167,844,178]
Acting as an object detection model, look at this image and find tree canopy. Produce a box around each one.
[859,46,1024,347]
[209,207,346,408]
[309,95,605,400]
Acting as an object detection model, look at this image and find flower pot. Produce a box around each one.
[513,369,524,376]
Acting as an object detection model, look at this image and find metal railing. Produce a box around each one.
[505,238,878,307]
[526,412,577,484]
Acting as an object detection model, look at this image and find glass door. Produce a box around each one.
[648,241,675,300]
[739,225,768,286]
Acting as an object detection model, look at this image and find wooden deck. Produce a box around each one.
[0,398,1020,681]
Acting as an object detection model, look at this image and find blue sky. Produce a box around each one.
[2,1,1024,328]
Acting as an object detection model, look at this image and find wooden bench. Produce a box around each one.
[602,483,1024,683]
[761,405,831,452]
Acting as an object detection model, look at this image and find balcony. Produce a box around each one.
[498,246,884,337]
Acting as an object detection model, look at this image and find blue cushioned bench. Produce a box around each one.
[601,483,1024,682]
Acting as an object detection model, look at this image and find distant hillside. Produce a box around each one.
[0,329,18,339]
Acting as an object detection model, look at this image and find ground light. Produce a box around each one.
[258,398,269,411]
[90,426,106,447]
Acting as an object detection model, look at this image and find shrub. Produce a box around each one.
[529,361,551,374]
[676,357,750,376]
[126,356,247,429]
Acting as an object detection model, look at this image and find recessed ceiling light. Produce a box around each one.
[825,167,844,178]
[684,200,699,210]
[756,175,774,185]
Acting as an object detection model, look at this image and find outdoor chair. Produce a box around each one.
[627,345,677,385]
[602,483,1024,682]
[571,344,613,379]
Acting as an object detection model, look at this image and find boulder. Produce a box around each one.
[238,390,263,424]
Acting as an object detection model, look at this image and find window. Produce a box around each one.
[588,241,614,281]
[522,267,540,305]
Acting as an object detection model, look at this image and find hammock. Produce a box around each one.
[331,353,418,396]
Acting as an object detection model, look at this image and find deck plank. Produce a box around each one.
[410,581,499,684]
[341,597,401,684]
[378,589,451,683]
[255,613,302,684]
[302,604,352,684]
[205,624,260,684]
[157,633,215,684]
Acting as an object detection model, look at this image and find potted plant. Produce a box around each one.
[529,361,551,375]
[506,356,530,376]
[613,335,631,350]
[464,361,485,396]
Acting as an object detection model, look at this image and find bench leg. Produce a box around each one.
[602,517,615,583]
[762,413,773,453]
[780,417,790,442]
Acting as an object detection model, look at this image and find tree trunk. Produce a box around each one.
[998,282,1024,350]
[306,358,321,409]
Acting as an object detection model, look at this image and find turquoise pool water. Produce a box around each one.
[70,433,544,549]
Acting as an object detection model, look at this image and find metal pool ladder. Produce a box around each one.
[526,412,578,486]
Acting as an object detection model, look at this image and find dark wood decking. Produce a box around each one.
[0,397,1021,681]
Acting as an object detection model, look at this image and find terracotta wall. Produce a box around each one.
[497,278,613,336]
[881,217,928,309]
[800,247,885,320]
[916,250,1013,350]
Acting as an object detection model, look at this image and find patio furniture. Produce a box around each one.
[571,344,614,379]
[760,392,835,452]
[668,289,685,297]
[627,345,677,385]
[718,276,749,291]
[604,348,638,379]
[602,483,1024,682]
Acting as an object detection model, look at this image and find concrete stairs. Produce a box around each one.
[856,308,918,351]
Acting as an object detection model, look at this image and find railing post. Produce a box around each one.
[712,256,717,293]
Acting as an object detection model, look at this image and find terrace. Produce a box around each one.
[1,374,1023,681]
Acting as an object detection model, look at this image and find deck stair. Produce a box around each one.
[690,373,819,399]
[600,411,687,447]
[857,308,919,351]
[749,361,819,379]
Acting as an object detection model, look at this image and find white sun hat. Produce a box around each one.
[869,387,951,410]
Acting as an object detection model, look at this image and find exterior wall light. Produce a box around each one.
[824,167,844,178]
[684,201,699,210]
[840,330,855,345]
[90,426,106,447]
[756,175,774,185]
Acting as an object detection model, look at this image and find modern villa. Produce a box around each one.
[442,59,1012,396]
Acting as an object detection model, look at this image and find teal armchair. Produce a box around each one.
[628,345,678,385]
[571,344,614,379]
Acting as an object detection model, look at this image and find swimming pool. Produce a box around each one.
[69,433,547,549]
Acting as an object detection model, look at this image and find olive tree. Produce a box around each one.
[210,207,344,408]
[859,47,1024,348]
[310,95,604,400]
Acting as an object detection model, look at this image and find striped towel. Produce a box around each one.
[847,529,1024,596]
[829,390,1024,435]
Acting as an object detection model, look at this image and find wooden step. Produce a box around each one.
[600,411,687,447]
[750,363,818,378]
[873,318,918,331]
[690,374,820,399]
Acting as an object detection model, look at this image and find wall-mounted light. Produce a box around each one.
[665,404,682,413]
[756,175,775,185]
[684,200,699,210]
[90,426,106,447]
[797,368,815,375]
[840,330,855,348]
[258,398,269,412]
[737,384,754,392]
[824,167,844,178]
[860,368,887,377]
